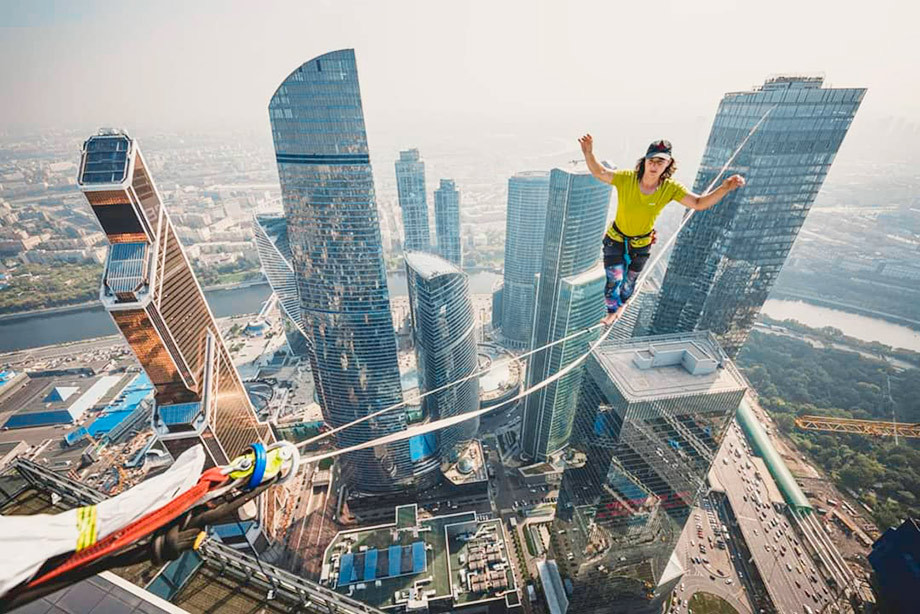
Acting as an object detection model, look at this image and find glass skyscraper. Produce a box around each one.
[251,213,311,357]
[269,49,415,492]
[652,75,866,356]
[404,252,479,470]
[77,130,271,467]
[556,332,747,613]
[522,165,610,461]
[500,171,551,348]
[433,179,461,267]
[395,148,430,253]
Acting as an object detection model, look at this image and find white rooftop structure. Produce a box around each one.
[593,332,748,403]
[404,251,461,280]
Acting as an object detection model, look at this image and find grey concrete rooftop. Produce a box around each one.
[593,331,748,402]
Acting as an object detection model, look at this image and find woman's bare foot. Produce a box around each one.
[601,311,620,326]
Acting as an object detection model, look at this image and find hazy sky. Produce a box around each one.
[0,0,916,140]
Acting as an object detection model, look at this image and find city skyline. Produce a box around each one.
[0,6,916,611]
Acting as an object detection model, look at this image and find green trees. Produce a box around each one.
[738,330,920,530]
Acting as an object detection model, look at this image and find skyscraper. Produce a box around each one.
[652,75,866,356]
[269,50,414,492]
[251,213,311,358]
[500,171,550,348]
[77,130,271,466]
[433,179,461,267]
[395,148,430,253]
[404,251,479,469]
[556,332,747,612]
[521,165,610,461]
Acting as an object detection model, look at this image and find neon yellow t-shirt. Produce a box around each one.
[606,169,688,248]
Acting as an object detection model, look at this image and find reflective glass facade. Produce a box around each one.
[500,171,550,347]
[395,149,430,253]
[652,76,865,356]
[433,179,461,267]
[269,50,414,492]
[404,252,479,470]
[78,131,270,467]
[555,332,747,612]
[522,166,610,461]
[251,214,311,357]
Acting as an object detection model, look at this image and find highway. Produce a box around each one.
[711,425,834,614]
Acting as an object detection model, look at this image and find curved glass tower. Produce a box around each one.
[522,165,610,461]
[269,50,414,492]
[405,252,479,470]
[500,171,550,347]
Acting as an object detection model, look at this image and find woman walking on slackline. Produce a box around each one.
[578,134,746,326]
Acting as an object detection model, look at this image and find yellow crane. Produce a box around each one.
[795,415,920,439]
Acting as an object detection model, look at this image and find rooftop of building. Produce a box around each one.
[442,440,488,486]
[593,331,748,403]
[476,344,522,403]
[397,149,420,162]
[404,251,463,280]
[511,170,550,179]
[1,373,127,429]
[321,504,515,610]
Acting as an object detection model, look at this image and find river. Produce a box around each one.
[3,278,917,355]
[0,272,502,353]
[760,299,920,353]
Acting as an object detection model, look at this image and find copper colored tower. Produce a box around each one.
[77,129,271,466]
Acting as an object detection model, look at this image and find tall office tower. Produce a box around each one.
[521,165,610,461]
[404,252,479,470]
[651,75,865,356]
[557,332,747,613]
[269,50,414,492]
[251,214,311,357]
[77,130,271,466]
[500,171,551,347]
[433,179,462,267]
[395,148,430,253]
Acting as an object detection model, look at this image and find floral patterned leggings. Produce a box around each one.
[603,237,652,314]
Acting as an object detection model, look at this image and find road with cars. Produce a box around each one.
[711,425,833,614]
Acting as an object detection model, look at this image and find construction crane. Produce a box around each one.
[795,415,920,439]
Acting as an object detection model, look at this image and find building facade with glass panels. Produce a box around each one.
[521,165,610,461]
[395,148,430,253]
[269,50,415,492]
[500,171,550,348]
[77,130,271,467]
[651,76,866,356]
[404,252,479,470]
[251,214,311,358]
[433,179,461,267]
[555,332,747,613]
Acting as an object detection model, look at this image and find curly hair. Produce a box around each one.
[635,157,677,185]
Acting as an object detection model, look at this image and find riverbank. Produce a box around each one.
[0,279,272,323]
[769,289,920,329]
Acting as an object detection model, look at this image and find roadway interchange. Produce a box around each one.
[710,424,842,614]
